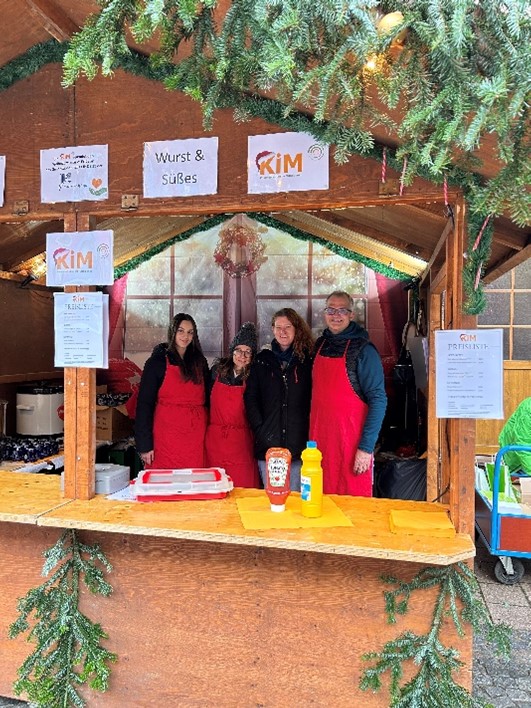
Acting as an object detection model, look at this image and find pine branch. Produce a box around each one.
[360,562,511,708]
[9,529,116,708]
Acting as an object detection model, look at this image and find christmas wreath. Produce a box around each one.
[214,216,268,278]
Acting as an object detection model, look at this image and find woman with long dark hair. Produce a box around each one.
[205,322,259,488]
[135,313,209,469]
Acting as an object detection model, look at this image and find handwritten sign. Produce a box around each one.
[40,145,109,203]
[143,137,218,198]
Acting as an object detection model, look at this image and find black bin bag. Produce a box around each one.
[375,457,426,501]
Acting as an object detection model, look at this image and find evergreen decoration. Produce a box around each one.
[360,562,511,708]
[113,211,412,281]
[1,1,529,311]
[9,529,117,708]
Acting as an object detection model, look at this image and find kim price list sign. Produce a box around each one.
[435,329,503,419]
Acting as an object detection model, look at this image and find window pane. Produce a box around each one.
[514,292,531,325]
[254,228,309,296]
[478,292,510,326]
[126,253,171,295]
[513,329,531,360]
[514,259,531,289]
[256,299,308,349]
[124,300,170,356]
[485,272,511,290]
[312,250,366,294]
[257,254,308,295]
[174,229,223,295]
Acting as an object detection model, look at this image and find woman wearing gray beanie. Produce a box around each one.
[205,322,259,487]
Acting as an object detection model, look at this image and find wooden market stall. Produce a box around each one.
[0,5,529,706]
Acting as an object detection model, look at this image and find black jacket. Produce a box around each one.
[243,344,312,460]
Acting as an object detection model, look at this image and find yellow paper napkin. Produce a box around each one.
[389,509,456,538]
[236,494,353,530]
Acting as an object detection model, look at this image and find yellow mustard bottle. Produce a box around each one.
[300,441,323,518]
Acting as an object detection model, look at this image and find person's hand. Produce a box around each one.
[140,450,154,466]
[353,449,372,476]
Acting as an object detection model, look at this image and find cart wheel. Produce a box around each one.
[494,558,525,585]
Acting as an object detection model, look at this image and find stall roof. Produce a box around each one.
[0,0,529,284]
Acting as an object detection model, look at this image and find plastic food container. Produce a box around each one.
[134,467,233,502]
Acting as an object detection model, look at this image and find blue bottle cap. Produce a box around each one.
[307,441,317,448]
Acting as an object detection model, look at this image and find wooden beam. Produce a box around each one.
[420,218,454,286]
[446,196,476,537]
[483,242,531,283]
[25,0,79,41]
[62,213,96,501]
[430,262,447,294]
[427,292,442,503]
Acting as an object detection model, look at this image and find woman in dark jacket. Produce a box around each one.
[244,308,314,491]
[135,313,209,469]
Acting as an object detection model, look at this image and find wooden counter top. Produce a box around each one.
[0,472,472,564]
[0,472,70,523]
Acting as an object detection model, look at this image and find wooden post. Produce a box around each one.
[426,291,441,502]
[62,212,96,500]
[445,196,476,536]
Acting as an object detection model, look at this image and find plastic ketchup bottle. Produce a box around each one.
[300,441,323,518]
[265,447,292,512]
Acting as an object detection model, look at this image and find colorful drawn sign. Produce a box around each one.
[40,145,109,203]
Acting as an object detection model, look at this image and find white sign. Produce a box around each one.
[143,137,218,198]
[46,230,114,286]
[40,145,109,203]
[435,329,504,419]
[54,292,109,368]
[0,156,5,208]
[248,132,329,194]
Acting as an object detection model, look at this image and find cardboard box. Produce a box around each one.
[519,476,531,505]
[96,404,133,442]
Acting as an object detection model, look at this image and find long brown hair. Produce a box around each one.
[167,313,205,383]
[271,308,314,362]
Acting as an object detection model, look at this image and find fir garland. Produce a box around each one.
[1,0,529,311]
[9,529,116,707]
[360,562,511,707]
[113,211,411,281]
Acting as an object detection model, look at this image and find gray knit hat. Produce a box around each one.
[229,322,258,356]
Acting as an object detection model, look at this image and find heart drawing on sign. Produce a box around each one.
[92,178,102,188]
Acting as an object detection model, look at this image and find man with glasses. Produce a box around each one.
[310,291,387,496]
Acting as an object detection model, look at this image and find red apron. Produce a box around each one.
[310,341,372,496]
[149,359,207,469]
[205,379,259,488]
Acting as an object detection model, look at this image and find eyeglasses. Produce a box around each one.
[324,307,352,316]
[233,348,252,358]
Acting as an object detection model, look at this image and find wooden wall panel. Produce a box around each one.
[0,65,443,220]
[475,361,531,455]
[0,64,74,216]
[0,524,472,707]
[0,278,57,383]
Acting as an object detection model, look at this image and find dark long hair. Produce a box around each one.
[271,308,314,362]
[167,313,205,383]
